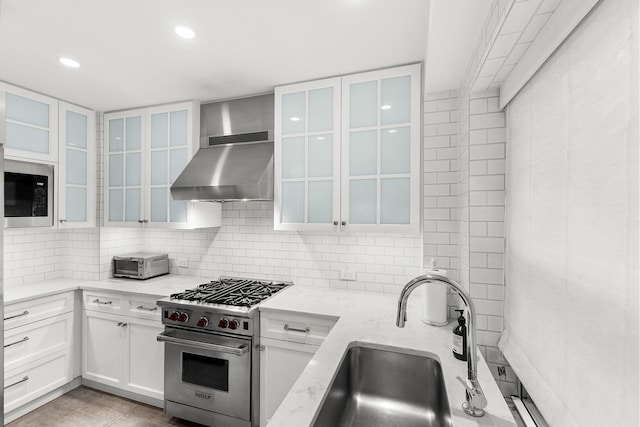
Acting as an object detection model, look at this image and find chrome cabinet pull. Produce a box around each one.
[5,376,29,389]
[284,324,310,334]
[93,299,112,305]
[4,311,29,321]
[4,336,29,348]
[136,305,158,312]
[117,322,128,327]
[157,332,250,356]
[59,219,67,223]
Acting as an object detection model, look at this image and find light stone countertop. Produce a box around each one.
[3,274,209,305]
[260,285,516,427]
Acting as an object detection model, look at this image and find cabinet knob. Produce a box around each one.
[138,219,149,224]
[341,221,346,226]
[333,221,339,226]
[258,345,265,351]
[59,219,66,223]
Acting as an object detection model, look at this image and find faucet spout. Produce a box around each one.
[396,273,487,417]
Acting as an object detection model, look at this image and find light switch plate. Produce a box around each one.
[340,269,356,281]
[177,258,188,268]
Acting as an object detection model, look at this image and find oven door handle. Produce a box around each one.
[156,332,249,356]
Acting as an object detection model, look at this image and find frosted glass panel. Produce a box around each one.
[125,189,141,222]
[109,189,123,221]
[150,188,168,222]
[281,182,304,223]
[170,110,188,146]
[6,123,49,153]
[170,199,188,223]
[170,148,188,183]
[109,154,123,186]
[380,178,410,224]
[66,187,87,222]
[308,135,332,177]
[126,153,141,186]
[282,137,305,179]
[381,127,410,174]
[6,93,49,127]
[66,111,87,148]
[281,92,305,135]
[151,113,168,148]
[109,118,124,151]
[308,181,332,224]
[350,81,377,128]
[308,88,333,132]
[151,150,168,185]
[349,179,376,224]
[349,130,377,176]
[126,116,142,150]
[381,75,411,125]
[66,149,87,185]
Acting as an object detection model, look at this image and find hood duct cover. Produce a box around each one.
[171,94,275,201]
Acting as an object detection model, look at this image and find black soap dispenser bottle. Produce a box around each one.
[452,309,467,361]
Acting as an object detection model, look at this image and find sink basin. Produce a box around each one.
[312,344,453,427]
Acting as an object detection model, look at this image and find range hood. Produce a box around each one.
[171,93,274,202]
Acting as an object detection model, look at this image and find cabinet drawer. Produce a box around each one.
[4,349,73,413]
[260,311,337,345]
[4,292,74,331]
[125,294,161,321]
[84,291,124,314]
[4,312,74,372]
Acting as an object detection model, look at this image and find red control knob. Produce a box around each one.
[197,317,209,327]
[229,319,239,330]
[218,318,229,328]
[169,311,179,321]
[178,312,189,323]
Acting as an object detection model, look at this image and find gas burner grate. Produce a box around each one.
[170,277,290,307]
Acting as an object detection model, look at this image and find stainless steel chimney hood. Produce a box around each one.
[171,94,274,202]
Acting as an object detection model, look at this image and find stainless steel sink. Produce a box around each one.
[312,344,453,427]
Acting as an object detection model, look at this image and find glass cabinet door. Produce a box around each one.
[341,64,421,232]
[275,78,341,231]
[105,111,145,225]
[1,83,59,163]
[58,102,96,228]
[147,106,190,225]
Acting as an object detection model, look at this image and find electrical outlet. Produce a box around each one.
[497,365,506,378]
[340,269,356,281]
[177,258,188,268]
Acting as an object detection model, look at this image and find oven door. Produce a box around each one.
[158,327,252,421]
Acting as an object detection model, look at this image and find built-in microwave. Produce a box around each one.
[4,159,54,228]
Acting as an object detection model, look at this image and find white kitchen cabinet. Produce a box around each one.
[274,64,421,233]
[58,101,96,228]
[104,102,221,229]
[259,310,337,426]
[4,291,75,417]
[0,82,59,163]
[82,292,164,403]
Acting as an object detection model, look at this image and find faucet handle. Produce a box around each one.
[456,376,488,414]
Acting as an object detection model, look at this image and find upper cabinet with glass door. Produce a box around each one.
[274,77,341,231]
[341,64,421,233]
[274,64,421,233]
[58,102,96,228]
[0,82,59,163]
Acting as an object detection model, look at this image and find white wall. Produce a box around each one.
[500,0,639,425]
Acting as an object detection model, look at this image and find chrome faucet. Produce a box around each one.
[396,273,488,417]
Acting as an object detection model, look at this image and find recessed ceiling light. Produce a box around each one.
[174,26,196,39]
[58,57,80,68]
[380,105,391,110]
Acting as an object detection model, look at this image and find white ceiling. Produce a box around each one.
[0,0,491,112]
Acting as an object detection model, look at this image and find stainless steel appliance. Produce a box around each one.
[170,94,274,202]
[157,277,291,427]
[4,159,53,228]
[113,252,169,280]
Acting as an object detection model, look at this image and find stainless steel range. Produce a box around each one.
[156,277,291,427]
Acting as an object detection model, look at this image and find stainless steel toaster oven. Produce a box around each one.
[113,253,169,279]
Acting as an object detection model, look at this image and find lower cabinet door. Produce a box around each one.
[4,349,73,413]
[125,319,164,399]
[259,337,318,426]
[82,311,125,387]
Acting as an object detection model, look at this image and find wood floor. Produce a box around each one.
[7,386,207,427]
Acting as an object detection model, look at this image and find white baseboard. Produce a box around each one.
[80,378,164,408]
